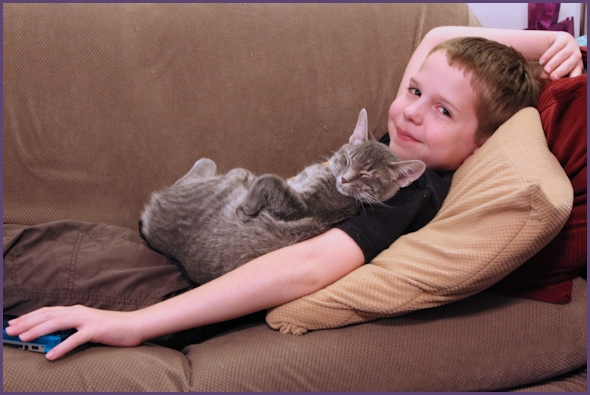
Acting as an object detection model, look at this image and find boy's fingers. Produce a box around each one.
[542,52,564,75]
[9,306,62,327]
[5,316,43,337]
[46,332,87,361]
[568,63,583,78]
[539,46,558,66]
[8,307,81,340]
[558,58,582,78]
[546,51,583,80]
[16,319,65,342]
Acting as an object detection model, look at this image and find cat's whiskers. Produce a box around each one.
[360,200,368,217]
[356,190,394,210]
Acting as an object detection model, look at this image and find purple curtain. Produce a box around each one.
[525,3,574,35]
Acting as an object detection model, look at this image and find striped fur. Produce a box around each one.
[139,110,425,284]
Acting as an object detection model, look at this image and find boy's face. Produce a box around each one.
[388,50,482,172]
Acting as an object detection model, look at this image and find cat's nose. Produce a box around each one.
[341,177,348,184]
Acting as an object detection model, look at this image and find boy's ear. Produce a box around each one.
[390,160,426,188]
[348,108,369,145]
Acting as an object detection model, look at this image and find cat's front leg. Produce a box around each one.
[237,174,308,222]
[236,190,267,222]
[236,175,279,221]
[236,206,259,222]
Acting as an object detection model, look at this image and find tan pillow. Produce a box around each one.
[266,107,573,335]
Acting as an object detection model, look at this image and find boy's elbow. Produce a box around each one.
[281,246,330,295]
[282,229,365,295]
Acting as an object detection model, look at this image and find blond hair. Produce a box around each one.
[431,37,541,142]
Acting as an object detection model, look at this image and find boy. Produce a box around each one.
[6,26,583,360]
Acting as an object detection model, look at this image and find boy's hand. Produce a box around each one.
[5,306,144,360]
[539,31,584,80]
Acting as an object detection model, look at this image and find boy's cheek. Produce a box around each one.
[388,97,405,118]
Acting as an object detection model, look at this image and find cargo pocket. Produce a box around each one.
[3,221,191,316]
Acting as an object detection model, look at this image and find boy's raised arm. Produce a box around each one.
[397,26,584,98]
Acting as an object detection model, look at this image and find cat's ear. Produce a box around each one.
[175,158,217,185]
[348,108,369,145]
[389,160,426,188]
[188,158,217,178]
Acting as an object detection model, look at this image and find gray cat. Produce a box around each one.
[139,109,425,284]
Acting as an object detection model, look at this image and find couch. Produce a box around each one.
[3,3,586,392]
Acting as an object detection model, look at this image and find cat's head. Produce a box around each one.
[329,109,426,203]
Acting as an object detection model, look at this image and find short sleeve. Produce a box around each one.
[335,169,452,262]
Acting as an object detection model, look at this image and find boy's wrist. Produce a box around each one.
[127,307,171,343]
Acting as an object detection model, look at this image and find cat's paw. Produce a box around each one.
[227,168,255,185]
[236,205,258,222]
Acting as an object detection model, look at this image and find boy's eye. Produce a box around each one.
[409,87,421,97]
[438,106,451,117]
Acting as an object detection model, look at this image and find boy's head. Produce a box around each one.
[388,36,542,172]
[388,49,479,172]
[431,37,541,142]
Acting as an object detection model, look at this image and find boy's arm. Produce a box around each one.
[6,228,365,360]
[397,26,584,98]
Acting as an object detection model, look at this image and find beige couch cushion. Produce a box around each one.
[266,107,573,334]
[2,344,191,392]
[4,278,586,392]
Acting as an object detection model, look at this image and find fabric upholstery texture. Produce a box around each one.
[266,107,573,334]
[3,2,475,231]
[2,344,191,392]
[491,74,587,303]
[3,278,585,392]
[3,3,585,392]
[511,366,587,392]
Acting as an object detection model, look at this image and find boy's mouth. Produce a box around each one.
[396,127,420,143]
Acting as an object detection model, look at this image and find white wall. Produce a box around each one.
[468,3,584,37]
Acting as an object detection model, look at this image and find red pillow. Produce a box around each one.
[490,72,587,303]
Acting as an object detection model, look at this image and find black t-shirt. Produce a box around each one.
[334,134,453,262]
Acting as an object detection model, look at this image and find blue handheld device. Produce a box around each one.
[3,315,76,354]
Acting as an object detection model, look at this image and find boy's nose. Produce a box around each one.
[403,101,423,124]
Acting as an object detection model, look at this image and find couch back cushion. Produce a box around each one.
[3,3,479,229]
[490,74,587,303]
